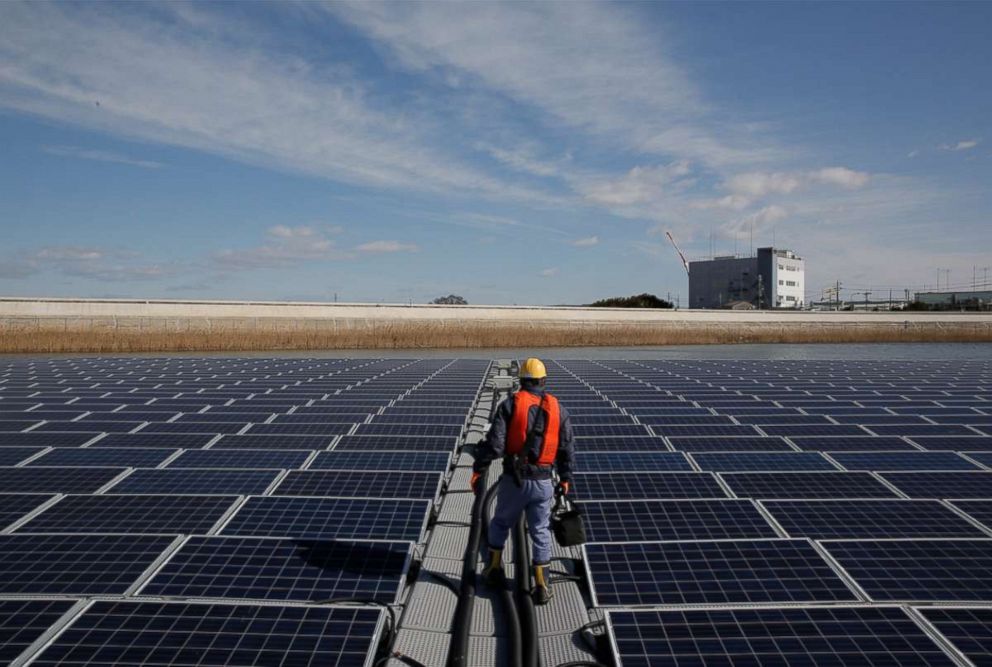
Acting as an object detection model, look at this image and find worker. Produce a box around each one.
[470,357,575,605]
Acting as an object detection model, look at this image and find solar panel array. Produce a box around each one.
[0,356,487,666]
[547,359,992,666]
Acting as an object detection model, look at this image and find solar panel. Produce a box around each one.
[309,451,450,472]
[572,472,728,500]
[635,415,734,426]
[760,424,871,437]
[0,599,77,665]
[666,436,795,452]
[579,499,777,542]
[29,600,383,667]
[821,538,992,602]
[650,424,761,437]
[570,436,669,452]
[354,423,462,437]
[211,434,334,449]
[880,472,992,498]
[28,446,178,468]
[221,496,430,541]
[16,494,239,535]
[585,539,858,606]
[0,493,55,530]
[34,420,143,433]
[0,466,125,493]
[0,446,43,465]
[0,533,174,595]
[90,432,217,448]
[0,420,42,432]
[0,432,96,447]
[789,436,919,451]
[868,424,979,436]
[138,422,246,434]
[334,435,458,452]
[832,451,981,471]
[576,452,693,472]
[275,470,443,499]
[691,452,837,472]
[139,536,410,603]
[167,449,311,469]
[918,606,992,667]
[246,423,355,436]
[762,499,988,539]
[607,607,958,667]
[948,501,992,533]
[107,468,280,495]
[910,436,992,451]
[720,471,901,499]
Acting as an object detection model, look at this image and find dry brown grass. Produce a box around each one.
[2,319,991,353]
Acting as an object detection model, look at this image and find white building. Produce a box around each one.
[688,247,805,309]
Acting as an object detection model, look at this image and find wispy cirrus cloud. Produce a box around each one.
[939,139,981,152]
[213,225,350,270]
[570,236,600,247]
[42,145,163,169]
[356,240,419,253]
[0,245,176,281]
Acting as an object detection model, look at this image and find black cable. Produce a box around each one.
[513,518,540,667]
[374,651,431,667]
[419,569,461,596]
[483,477,523,667]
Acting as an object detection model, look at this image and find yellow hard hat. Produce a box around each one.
[520,358,547,380]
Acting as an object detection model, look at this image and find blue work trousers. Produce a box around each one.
[488,475,553,565]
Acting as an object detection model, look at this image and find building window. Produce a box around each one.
[786,280,796,286]
[778,280,784,285]
[786,295,796,301]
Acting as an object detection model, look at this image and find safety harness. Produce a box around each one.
[504,390,560,485]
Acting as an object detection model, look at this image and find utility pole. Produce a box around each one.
[836,280,842,311]
[888,289,892,311]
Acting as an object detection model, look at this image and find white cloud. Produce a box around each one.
[690,194,752,211]
[213,226,350,270]
[328,2,781,168]
[42,145,163,169]
[571,236,600,247]
[907,150,920,158]
[540,267,559,277]
[0,3,555,203]
[580,162,692,207]
[475,142,559,177]
[726,167,870,197]
[0,245,175,281]
[722,205,788,236]
[356,240,420,253]
[939,139,980,151]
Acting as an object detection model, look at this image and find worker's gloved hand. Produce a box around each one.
[470,471,483,493]
[556,480,570,496]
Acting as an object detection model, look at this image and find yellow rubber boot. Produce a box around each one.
[532,563,553,605]
[482,548,503,586]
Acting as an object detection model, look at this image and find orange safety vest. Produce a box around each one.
[506,390,560,467]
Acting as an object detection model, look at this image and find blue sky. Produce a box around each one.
[1,1,989,305]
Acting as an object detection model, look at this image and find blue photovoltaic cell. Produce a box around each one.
[762,499,988,539]
[27,447,178,468]
[910,436,992,451]
[90,432,217,448]
[334,435,458,451]
[138,422,246,434]
[880,472,992,498]
[635,415,734,426]
[572,472,728,500]
[244,423,355,436]
[586,539,858,606]
[691,452,838,472]
[0,466,125,493]
[650,425,761,437]
[666,436,795,452]
[0,533,175,595]
[0,447,43,465]
[166,449,311,469]
[29,600,383,667]
[789,436,919,452]
[0,599,77,665]
[720,472,900,499]
[309,451,450,472]
[919,607,992,667]
[34,421,143,433]
[579,499,777,542]
[16,494,239,535]
[0,432,96,447]
[831,451,981,471]
[354,423,462,437]
[0,420,43,432]
[576,452,693,472]
[211,434,334,450]
[822,539,992,602]
[141,536,410,602]
[760,425,871,437]
[107,468,280,495]
[571,436,669,452]
[608,607,958,667]
[221,496,430,541]
[949,501,992,532]
[868,424,979,436]
[275,470,443,500]
[0,493,55,530]
[733,415,833,425]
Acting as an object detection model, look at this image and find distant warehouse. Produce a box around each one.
[689,247,805,309]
